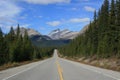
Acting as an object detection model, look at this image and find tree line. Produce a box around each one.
[0,25,53,65]
[59,0,120,58]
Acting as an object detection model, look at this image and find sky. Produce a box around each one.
[0,0,104,35]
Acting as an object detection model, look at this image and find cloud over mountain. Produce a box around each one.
[23,0,71,4]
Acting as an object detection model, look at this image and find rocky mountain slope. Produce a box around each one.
[79,25,89,35]
[14,27,51,41]
[14,27,40,36]
[48,29,79,40]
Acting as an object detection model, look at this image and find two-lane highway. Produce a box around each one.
[0,49,120,80]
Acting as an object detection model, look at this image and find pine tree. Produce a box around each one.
[9,27,15,42]
[109,0,117,55]
[97,0,109,56]
[0,28,8,65]
[0,28,4,65]
[23,30,33,60]
[116,0,120,26]
[16,24,20,37]
[11,25,23,62]
[92,10,98,54]
[6,27,15,61]
[116,0,120,57]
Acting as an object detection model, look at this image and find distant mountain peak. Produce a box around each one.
[53,28,60,32]
[48,29,79,40]
[14,27,41,36]
[26,28,41,36]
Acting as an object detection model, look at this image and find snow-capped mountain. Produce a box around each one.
[48,29,79,40]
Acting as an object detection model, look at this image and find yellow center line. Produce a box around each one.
[56,60,64,80]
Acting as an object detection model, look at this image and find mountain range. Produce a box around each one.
[16,26,88,47]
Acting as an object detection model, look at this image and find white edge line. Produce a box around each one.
[2,59,50,80]
[62,58,119,80]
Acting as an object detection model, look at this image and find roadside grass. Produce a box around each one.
[61,56,120,72]
[0,59,40,71]
[0,57,52,71]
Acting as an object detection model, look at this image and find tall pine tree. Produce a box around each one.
[0,28,8,65]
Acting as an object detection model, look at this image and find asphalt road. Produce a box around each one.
[0,49,120,80]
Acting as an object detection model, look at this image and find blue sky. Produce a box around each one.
[0,0,104,35]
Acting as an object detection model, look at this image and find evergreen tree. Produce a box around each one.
[6,27,15,61]
[23,30,33,60]
[109,0,117,55]
[0,24,53,65]
[59,0,120,59]
[116,0,120,55]
[92,10,98,54]
[0,28,8,65]
[16,24,20,37]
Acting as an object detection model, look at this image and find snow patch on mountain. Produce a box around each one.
[48,29,79,40]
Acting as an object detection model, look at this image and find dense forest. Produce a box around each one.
[0,25,53,66]
[59,0,120,59]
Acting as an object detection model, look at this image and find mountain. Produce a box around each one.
[32,39,70,47]
[31,34,70,47]
[48,29,79,40]
[14,27,52,41]
[15,27,69,47]
[79,25,89,35]
[14,27,89,47]
[14,27,40,36]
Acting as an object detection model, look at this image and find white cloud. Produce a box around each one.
[69,18,90,23]
[23,0,71,4]
[38,16,43,18]
[18,14,28,20]
[0,17,17,24]
[71,8,78,11]
[33,15,43,18]
[46,17,90,27]
[20,24,31,28]
[47,21,61,26]
[83,0,89,1]
[78,0,89,2]
[46,18,90,27]
[18,16,26,20]
[0,24,11,29]
[40,27,45,30]
[84,6,95,12]
[0,0,22,18]
[0,0,22,32]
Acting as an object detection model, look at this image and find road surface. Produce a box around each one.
[0,49,120,80]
